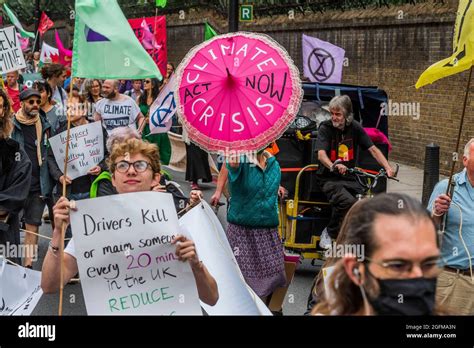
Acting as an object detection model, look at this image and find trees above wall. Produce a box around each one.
[3,0,442,24]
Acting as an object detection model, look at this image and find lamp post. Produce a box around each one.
[228,0,238,32]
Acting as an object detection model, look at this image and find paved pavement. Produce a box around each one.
[31,163,429,316]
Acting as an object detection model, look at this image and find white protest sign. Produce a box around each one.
[149,73,176,134]
[48,121,104,180]
[0,27,26,74]
[179,201,272,315]
[70,192,202,315]
[0,258,43,316]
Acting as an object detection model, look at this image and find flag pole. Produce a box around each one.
[32,30,39,53]
[58,76,74,316]
[152,7,158,66]
[445,65,473,195]
[440,65,473,235]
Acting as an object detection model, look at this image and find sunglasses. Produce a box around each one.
[27,99,41,105]
[144,80,151,84]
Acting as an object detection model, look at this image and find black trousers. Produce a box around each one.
[320,178,364,239]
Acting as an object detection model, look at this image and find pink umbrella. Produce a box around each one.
[176,32,303,153]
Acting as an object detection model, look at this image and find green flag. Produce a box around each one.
[156,0,167,8]
[3,4,35,39]
[72,0,162,80]
[204,22,218,41]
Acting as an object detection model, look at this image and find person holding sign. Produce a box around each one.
[11,89,54,268]
[89,126,202,213]
[47,96,108,202]
[41,138,218,307]
[0,89,32,265]
[94,80,145,135]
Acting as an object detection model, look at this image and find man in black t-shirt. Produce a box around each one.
[315,95,393,246]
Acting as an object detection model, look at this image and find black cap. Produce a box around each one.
[19,89,41,101]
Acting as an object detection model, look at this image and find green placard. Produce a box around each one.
[239,5,253,22]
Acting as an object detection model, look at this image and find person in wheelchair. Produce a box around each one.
[315,95,393,248]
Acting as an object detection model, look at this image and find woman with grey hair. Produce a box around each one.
[105,126,141,153]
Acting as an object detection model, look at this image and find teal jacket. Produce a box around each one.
[226,155,281,228]
[11,113,53,197]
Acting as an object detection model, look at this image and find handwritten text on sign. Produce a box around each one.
[179,34,294,141]
[70,192,202,315]
[49,121,104,180]
[0,26,26,74]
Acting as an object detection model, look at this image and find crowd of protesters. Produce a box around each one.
[0,58,472,316]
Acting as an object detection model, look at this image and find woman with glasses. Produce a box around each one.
[84,79,102,122]
[311,193,447,315]
[88,126,202,213]
[41,138,218,309]
[137,78,171,166]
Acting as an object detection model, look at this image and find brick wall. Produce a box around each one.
[167,1,472,175]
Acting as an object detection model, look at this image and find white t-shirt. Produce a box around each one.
[64,237,76,259]
[52,86,68,110]
[95,94,141,134]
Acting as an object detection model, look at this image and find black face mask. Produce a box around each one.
[365,269,437,316]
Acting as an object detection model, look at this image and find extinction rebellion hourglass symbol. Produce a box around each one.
[308,48,336,82]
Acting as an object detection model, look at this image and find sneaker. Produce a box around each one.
[319,228,332,250]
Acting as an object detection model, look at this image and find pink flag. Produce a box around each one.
[140,19,161,50]
[54,30,72,67]
[17,32,29,51]
[128,16,167,77]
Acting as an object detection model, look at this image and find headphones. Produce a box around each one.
[352,267,361,279]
